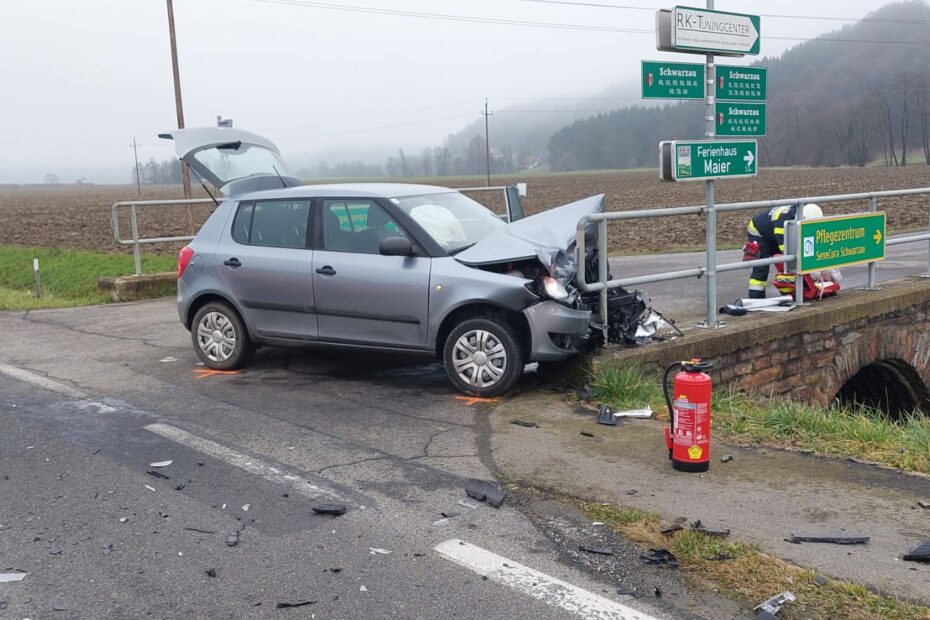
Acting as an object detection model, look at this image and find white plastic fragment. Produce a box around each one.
[119,517,129,523]
[159,356,178,363]
[150,460,173,468]
[144,485,157,492]
[458,499,479,510]
[432,518,449,526]
[360,585,368,592]
[242,504,250,512]
[369,548,392,555]
[613,405,653,418]
[0,572,26,583]
[592,521,605,527]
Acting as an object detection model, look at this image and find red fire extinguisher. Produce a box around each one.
[663,359,714,472]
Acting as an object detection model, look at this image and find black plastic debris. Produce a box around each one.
[789,533,869,544]
[755,612,779,620]
[147,470,170,480]
[102,544,113,557]
[596,405,617,426]
[510,420,538,428]
[465,479,507,508]
[0,601,6,610]
[441,511,460,519]
[640,548,679,568]
[660,517,687,535]
[184,527,216,534]
[206,568,217,578]
[816,575,827,586]
[653,586,662,598]
[903,539,930,562]
[276,601,316,609]
[312,504,347,516]
[690,520,730,537]
[226,533,239,547]
[720,454,733,463]
[579,545,612,555]
[174,483,185,491]
[53,605,68,611]
[328,568,342,573]
[626,489,638,496]
[580,430,595,437]
[615,588,638,597]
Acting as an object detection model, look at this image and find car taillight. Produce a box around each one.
[178,246,194,279]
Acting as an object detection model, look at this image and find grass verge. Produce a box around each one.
[575,499,929,619]
[0,245,176,310]
[589,363,930,475]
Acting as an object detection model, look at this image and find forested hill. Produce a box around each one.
[548,0,930,171]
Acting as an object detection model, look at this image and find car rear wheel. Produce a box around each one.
[443,317,524,397]
[191,302,253,370]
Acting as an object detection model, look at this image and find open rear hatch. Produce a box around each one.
[159,127,301,196]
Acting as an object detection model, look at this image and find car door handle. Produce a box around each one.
[223,258,242,268]
[315,265,336,276]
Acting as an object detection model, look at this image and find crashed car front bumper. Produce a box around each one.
[522,301,593,361]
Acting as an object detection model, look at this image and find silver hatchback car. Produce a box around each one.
[166,127,610,397]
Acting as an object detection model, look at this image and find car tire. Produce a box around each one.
[443,317,524,397]
[191,301,253,370]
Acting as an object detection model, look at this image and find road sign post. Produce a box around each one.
[660,140,757,181]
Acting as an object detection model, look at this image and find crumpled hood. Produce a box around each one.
[454,194,604,268]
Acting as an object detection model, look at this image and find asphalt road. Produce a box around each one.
[1,242,926,618]
[0,299,717,619]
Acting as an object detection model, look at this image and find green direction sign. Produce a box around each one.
[642,61,704,99]
[716,65,766,101]
[797,213,886,273]
[660,140,757,182]
[716,102,766,136]
[672,6,761,55]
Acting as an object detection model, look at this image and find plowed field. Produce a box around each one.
[2,166,928,256]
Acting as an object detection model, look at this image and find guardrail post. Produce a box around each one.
[867,195,878,288]
[129,204,142,276]
[598,218,608,327]
[925,193,930,278]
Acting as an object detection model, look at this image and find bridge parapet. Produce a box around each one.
[595,277,930,414]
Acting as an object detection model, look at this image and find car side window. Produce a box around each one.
[232,200,310,249]
[322,200,406,254]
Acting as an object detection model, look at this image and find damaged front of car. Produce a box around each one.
[450,194,607,362]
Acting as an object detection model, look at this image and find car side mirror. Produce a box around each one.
[379,236,414,256]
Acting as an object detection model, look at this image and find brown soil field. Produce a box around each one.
[1,166,928,257]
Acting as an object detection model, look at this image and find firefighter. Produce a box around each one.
[743,203,823,298]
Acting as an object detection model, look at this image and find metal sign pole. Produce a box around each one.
[702,0,719,328]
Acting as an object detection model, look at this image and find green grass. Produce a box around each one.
[589,363,930,474]
[0,246,176,310]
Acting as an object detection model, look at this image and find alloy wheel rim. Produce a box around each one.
[196,312,236,362]
[452,329,507,388]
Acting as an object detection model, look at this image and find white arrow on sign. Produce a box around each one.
[743,150,755,168]
[672,7,760,54]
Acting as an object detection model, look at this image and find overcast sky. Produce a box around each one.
[0,0,909,183]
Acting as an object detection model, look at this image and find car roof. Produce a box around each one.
[233,183,456,202]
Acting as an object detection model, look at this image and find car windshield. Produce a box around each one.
[191,142,293,184]
[391,191,506,253]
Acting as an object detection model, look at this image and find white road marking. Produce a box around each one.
[0,363,115,412]
[143,422,346,502]
[434,539,659,620]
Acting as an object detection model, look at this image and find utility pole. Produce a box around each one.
[166,0,194,234]
[131,137,142,196]
[482,98,493,186]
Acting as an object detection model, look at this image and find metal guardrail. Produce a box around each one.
[111,199,214,276]
[576,187,930,329]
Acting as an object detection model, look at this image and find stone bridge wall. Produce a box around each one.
[596,277,930,408]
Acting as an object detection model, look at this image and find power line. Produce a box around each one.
[246,0,930,46]
[519,0,930,25]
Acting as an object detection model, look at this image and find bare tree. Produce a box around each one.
[918,75,930,165]
[876,93,899,166]
[900,80,910,166]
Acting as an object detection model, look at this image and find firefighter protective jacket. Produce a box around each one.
[747,204,799,253]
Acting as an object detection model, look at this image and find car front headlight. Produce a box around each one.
[542,276,569,301]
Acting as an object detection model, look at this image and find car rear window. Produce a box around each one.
[231,200,310,249]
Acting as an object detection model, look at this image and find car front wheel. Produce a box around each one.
[191,302,253,370]
[443,317,524,397]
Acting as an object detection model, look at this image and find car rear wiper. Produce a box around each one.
[449,243,475,256]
